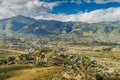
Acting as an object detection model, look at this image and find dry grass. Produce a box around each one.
[67,45,120,71]
[0,65,63,80]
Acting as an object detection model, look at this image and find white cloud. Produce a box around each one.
[85,0,92,3]
[0,0,58,18]
[70,0,82,4]
[94,0,120,4]
[68,0,120,4]
[36,7,120,23]
[0,0,120,23]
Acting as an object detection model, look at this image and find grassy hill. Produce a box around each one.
[0,65,63,80]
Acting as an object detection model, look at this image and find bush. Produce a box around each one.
[18,54,31,61]
[7,56,15,62]
[0,58,7,65]
[96,74,103,80]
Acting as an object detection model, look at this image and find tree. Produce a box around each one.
[96,74,103,80]
[0,58,7,65]
[7,56,15,62]
[18,54,31,61]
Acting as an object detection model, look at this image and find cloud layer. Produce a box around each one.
[0,0,120,23]
[0,0,58,18]
[94,0,120,4]
[70,0,120,4]
[36,7,120,23]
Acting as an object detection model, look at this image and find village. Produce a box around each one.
[0,37,120,80]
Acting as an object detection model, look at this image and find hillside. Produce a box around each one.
[19,19,120,42]
[0,15,120,39]
[0,15,35,37]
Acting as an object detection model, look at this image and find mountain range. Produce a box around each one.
[0,15,120,39]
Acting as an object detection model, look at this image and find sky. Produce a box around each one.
[0,0,120,23]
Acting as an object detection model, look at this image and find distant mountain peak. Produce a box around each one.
[15,15,25,17]
[12,15,34,20]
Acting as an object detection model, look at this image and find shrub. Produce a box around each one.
[96,74,104,80]
[7,56,15,62]
[0,58,7,65]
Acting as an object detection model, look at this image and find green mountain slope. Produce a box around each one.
[19,20,120,37]
[0,15,120,38]
[0,15,35,37]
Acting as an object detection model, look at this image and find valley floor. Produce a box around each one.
[0,39,120,80]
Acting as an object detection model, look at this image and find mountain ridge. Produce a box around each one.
[0,15,120,38]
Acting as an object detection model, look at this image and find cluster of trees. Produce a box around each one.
[19,54,33,61]
[0,56,15,65]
